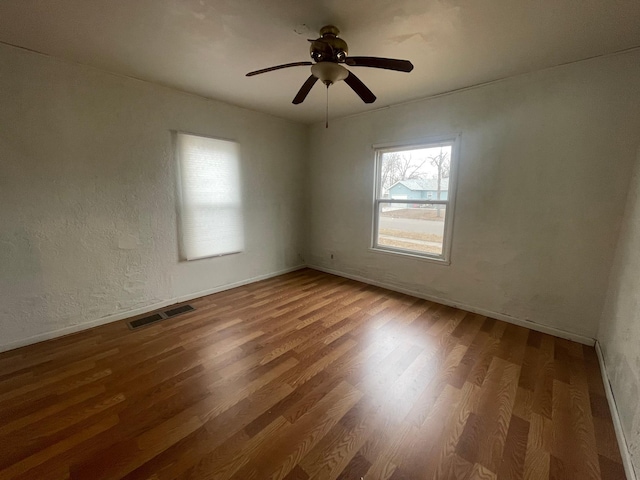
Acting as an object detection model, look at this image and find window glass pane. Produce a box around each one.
[379,145,452,201]
[377,203,447,256]
[177,133,244,260]
[374,142,454,260]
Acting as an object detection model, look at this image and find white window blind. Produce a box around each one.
[176,133,244,260]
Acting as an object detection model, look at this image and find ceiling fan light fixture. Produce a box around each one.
[311,62,348,85]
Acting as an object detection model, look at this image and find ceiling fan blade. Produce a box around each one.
[345,57,414,72]
[246,61,313,77]
[344,71,376,104]
[292,75,319,104]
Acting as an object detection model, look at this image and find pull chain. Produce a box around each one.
[325,84,329,129]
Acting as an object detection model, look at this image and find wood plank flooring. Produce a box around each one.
[0,269,626,479]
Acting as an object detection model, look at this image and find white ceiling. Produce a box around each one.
[1,0,640,124]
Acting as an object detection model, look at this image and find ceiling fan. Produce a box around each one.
[246,25,414,106]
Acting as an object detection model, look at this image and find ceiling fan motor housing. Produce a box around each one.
[310,25,349,63]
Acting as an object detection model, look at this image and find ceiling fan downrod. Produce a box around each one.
[325,84,329,129]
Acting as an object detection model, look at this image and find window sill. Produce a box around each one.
[369,246,451,265]
[182,250,243,262]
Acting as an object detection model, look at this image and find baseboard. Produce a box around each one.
[595,341,637,480]
[0,264,306,354]
[1,262,596,353]
[308,264,596,346]
[173,264,306,303]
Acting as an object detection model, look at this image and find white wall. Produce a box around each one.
[0,44,307,351]
[307,50,640,339]
[3,41,640,354]
[598,146,640,477]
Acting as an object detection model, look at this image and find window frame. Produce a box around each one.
[371,135,460,265]
[174,130,244,261]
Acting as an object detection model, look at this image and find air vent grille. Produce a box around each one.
[128,304,195,330]
[128,313,165,330]
[165,304,195,317]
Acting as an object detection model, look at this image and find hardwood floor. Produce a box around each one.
[0,269,626,479]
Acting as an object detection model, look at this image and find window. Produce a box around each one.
[372,138,458,263]
[176,133,244,260]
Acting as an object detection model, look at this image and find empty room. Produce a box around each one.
[1,1,640,479]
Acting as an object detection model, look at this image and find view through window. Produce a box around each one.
[373,141,456,261]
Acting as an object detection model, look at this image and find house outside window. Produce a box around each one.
[372,136,459,263]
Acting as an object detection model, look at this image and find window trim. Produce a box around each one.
[370,134,461,265]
